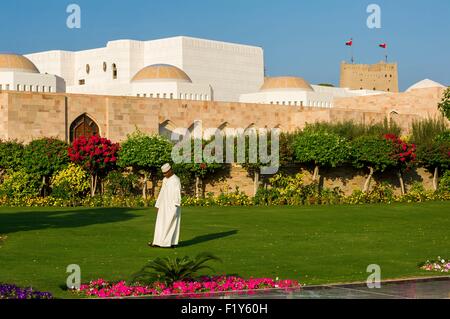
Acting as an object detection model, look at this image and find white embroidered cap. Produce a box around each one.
[161,163,171,173]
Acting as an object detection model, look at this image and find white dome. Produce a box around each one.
[406,79,446,92]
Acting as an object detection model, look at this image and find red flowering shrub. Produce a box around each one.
[383,134,417,170]
[383,134,417,194]
[68,136,120,196]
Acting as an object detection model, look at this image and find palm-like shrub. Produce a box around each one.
[131,253,221,285]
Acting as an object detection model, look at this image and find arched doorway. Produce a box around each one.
[70,114,100,142]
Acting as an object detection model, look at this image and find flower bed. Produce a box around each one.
[75,276,301,298]
[0,284,53,299]
[420,257,450,273]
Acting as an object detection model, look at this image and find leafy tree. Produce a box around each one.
[0,140,24,179]
[179,138,225,198]
[118,131,172,199]
[384,134,417,195]
[439,170,450,192]
[22,138,69,196]
[350,136,396,193]
[293,131,349,181]
[279,131,297,166]
[103,171,139,197]
[438,87,450,120]
[416,132,450,190]
[231,130,281,196]
[68,136,120,197]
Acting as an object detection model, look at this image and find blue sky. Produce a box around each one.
[0,0,449,90]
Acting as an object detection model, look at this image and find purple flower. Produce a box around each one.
[0,284,53,299]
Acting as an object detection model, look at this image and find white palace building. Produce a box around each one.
[0,36,394,106]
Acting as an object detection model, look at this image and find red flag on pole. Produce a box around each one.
[379,43,387,49]
[346,39,353,46]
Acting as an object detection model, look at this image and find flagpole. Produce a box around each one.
[350,38,354,64]
[351,44,354,64]
[345,38,354,63]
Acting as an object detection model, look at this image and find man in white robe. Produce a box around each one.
[149,164,182,248]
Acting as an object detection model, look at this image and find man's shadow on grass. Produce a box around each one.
[178,230,238,247]
[0,207,142,234]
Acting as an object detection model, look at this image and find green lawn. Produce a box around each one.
[0,202,449,298]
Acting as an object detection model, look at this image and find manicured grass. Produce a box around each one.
[0,202,449,298]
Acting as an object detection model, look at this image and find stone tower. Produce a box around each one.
[340,61,399,92]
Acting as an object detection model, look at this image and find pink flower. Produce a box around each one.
[76,276,301,298]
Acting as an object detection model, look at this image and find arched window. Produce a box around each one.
[112,63,118,79]
[389,111,399,123]
[70,114,100,142]
[159,120,181,140]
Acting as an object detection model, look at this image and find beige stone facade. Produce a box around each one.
[0,86,446,143]
[340,61,399,92]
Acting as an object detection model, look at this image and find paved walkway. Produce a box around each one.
[131,277,449,299]
[213,277,450,299]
